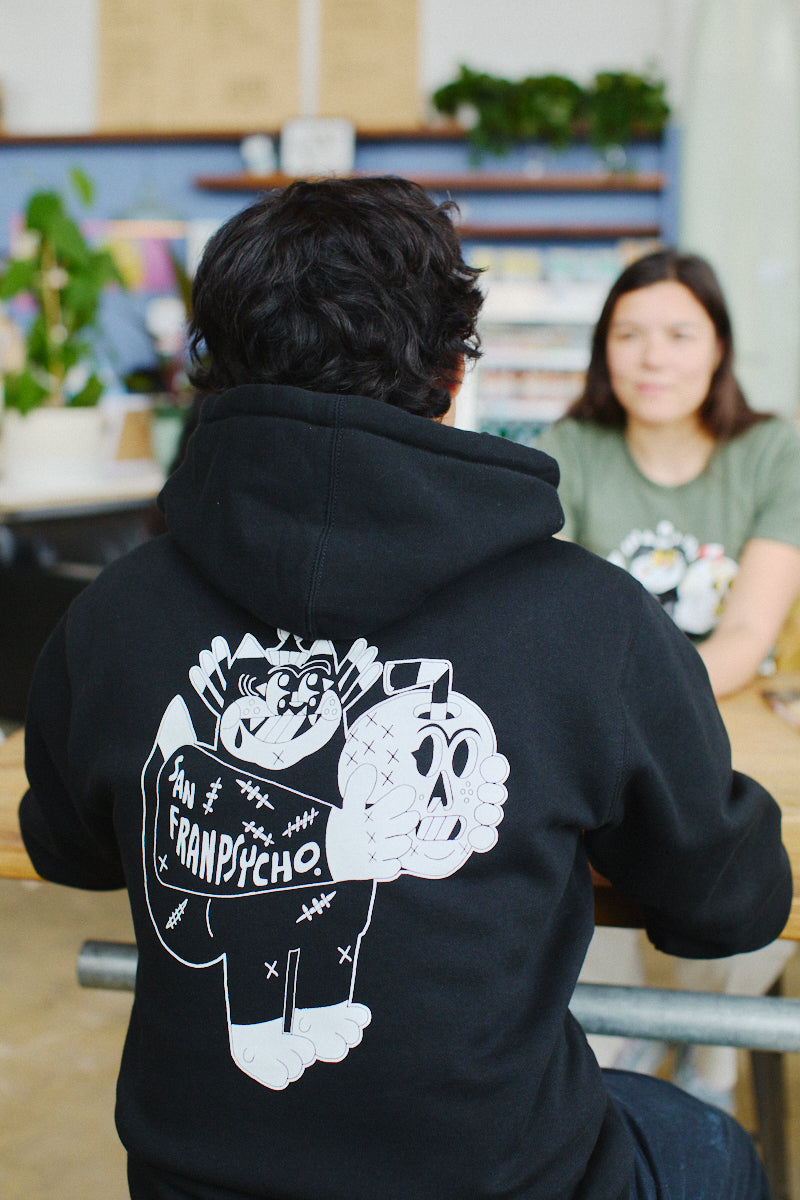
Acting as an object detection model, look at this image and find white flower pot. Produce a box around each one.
[0,406,112,489]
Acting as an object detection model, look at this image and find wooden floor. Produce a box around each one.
[2,875,799,1198]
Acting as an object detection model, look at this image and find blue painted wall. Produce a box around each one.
[0,130,678,385]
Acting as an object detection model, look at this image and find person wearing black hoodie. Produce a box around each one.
[19,177,789,1200]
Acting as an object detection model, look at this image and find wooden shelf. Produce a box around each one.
[0,124,665,149]
[192,170,664,242]
[194,170,665,194]
[454,224,660,241]
[422,172,663,193]
[0,126,465,147]
[0,131,252,146]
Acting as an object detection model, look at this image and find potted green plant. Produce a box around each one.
[0,166,124,411]
[431,65,670,165]
[432,67,584,159]
[0,167,126,487]
[584,71,670,169]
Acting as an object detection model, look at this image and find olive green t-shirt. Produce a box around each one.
[536,416,800,637]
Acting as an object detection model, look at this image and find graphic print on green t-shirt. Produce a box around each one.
[607,520,737,637]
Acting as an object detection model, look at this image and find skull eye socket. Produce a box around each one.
[450,734,478,778]
[412,733,442,779]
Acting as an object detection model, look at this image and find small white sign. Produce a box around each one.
[279,117,356,178]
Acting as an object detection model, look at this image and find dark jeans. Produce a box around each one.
[603,1068,771,1200]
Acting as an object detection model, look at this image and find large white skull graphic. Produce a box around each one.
[338,659,508,879]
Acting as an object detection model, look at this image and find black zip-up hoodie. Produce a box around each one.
[20,385,792,1199]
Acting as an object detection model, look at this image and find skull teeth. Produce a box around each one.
[416,815,463,842]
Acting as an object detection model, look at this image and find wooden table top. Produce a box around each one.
[719,673,800,940]
[0,727,34,881]
[592,673,800,940]
[3,674,800,937]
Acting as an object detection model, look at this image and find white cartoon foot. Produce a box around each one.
[229,1018,315,1090]
[291,1001,372,1063]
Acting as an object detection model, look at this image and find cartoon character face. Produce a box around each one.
[672,547,737,636]
[182,632,379,773]
[610,524,738,637]
[220,658,343,770]
[628,545,686,595]
[338,660,508,879]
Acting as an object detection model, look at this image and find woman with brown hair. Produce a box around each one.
[538,248,800,1110]
[538,248,800,699]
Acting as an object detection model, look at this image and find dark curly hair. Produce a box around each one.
[188,176,483,419]
[568,248,769,441]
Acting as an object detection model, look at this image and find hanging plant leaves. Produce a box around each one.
[515,75,584,148]
[431,63,670,160]
[586,71,670,150]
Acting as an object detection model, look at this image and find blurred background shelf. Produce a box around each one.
[194,170,666,193]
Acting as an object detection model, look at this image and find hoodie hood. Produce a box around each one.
[160,384,564,639]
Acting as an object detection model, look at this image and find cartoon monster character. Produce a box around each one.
[192,630,376,770]
[142,635,508,1090]
[671,544,738,636]
[609,520,737,637]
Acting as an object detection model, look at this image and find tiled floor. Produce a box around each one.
[2,875,799,1198]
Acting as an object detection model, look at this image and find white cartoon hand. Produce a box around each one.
[326,764,420,882]
[188,636,232,714]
